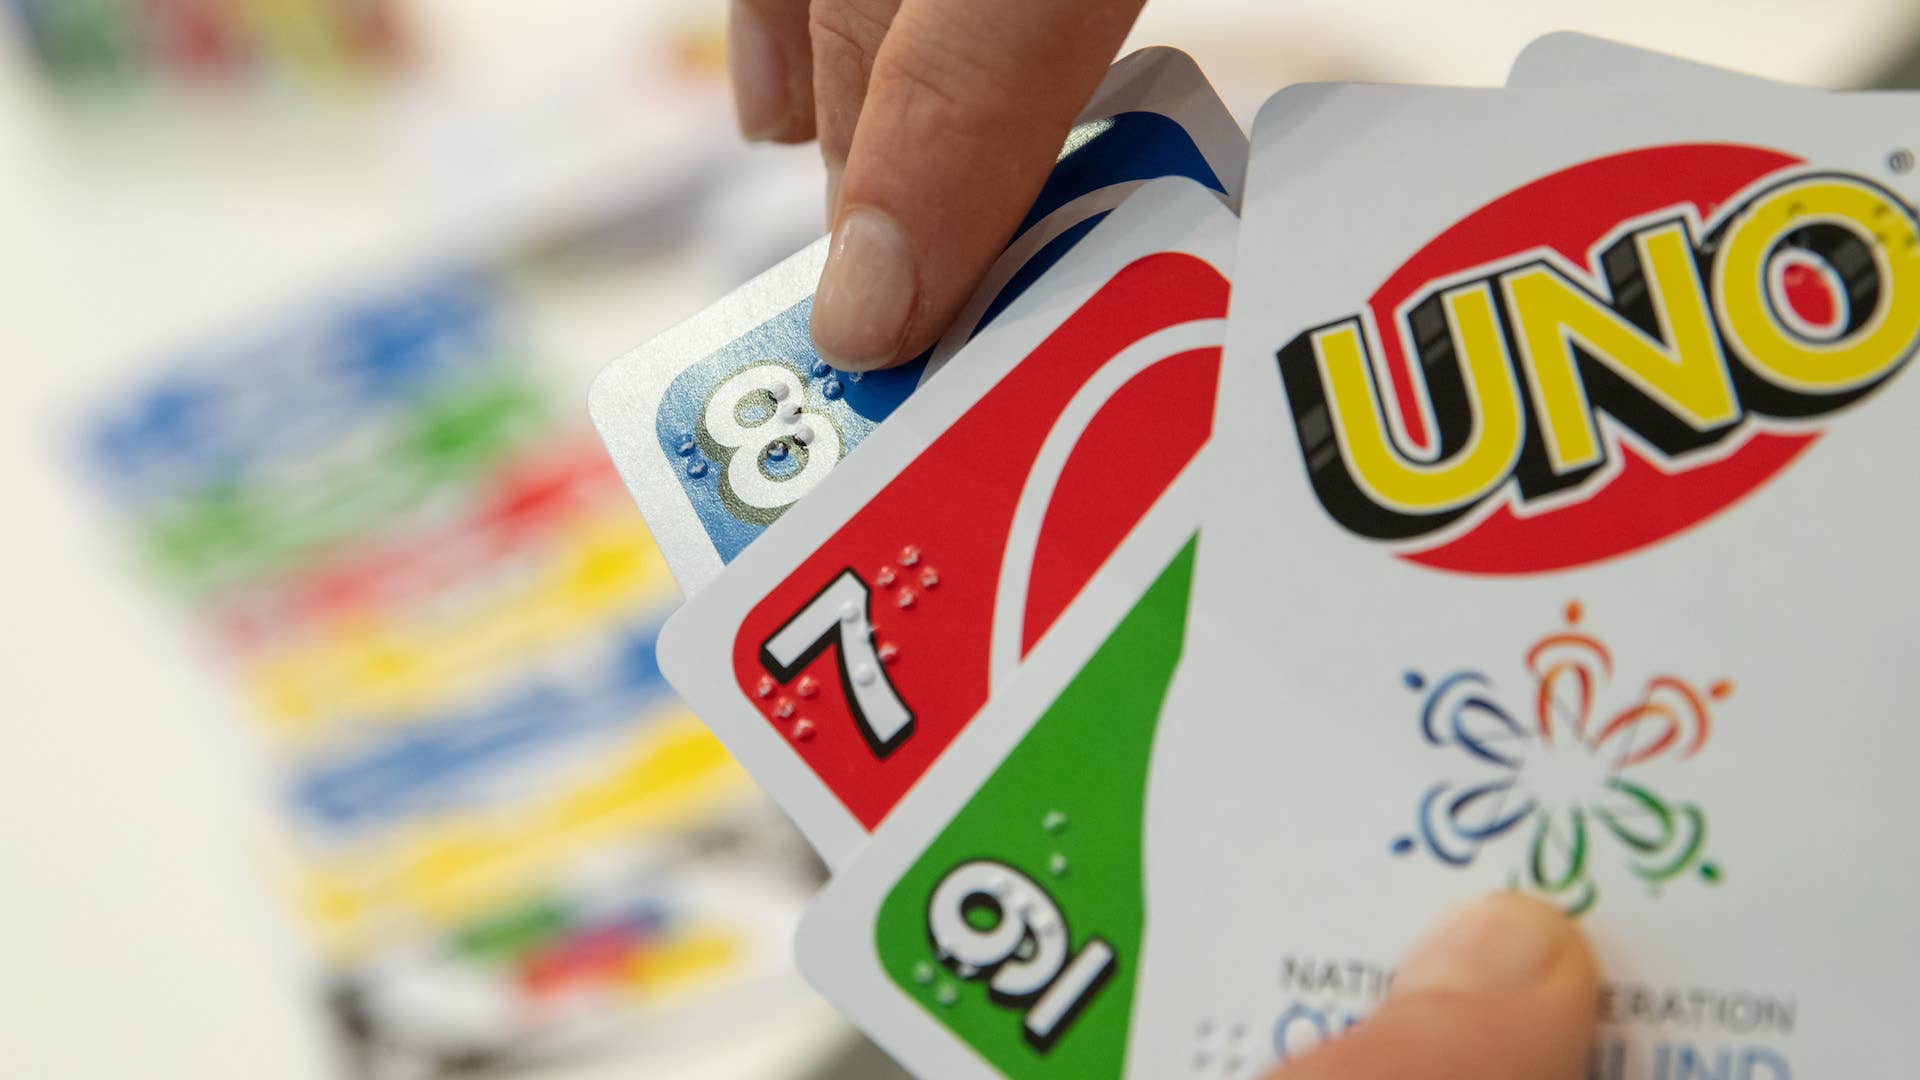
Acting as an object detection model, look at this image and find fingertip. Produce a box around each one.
[821,0,1148,370]
[1393,892,1596,999]
[811,205,921,371]
[1266,894,1598,1080]
[730,2,816,143]
[758,121,820,146]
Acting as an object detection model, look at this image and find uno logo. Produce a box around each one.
[1279,145,1920,574]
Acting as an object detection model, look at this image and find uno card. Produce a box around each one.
[591,46,1245,596]
[656,179,1237,866]
[1507,32,1806,95]
[796,85,1920,1077]
[797,471,1206,1079]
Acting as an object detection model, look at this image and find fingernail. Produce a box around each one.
[1393,894,1574,997]
[812,206,917,370]
[824,161,845,228]
[729,7,791,141]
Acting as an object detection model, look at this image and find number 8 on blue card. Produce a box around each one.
[591,47,1246,595]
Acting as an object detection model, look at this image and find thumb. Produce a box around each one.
[1272,894,1599,1080]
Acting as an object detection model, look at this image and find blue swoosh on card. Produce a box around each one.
[654,110,1225,566]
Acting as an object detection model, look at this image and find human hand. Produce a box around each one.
[1270,894,1598,1080]
[727,0,1150,369]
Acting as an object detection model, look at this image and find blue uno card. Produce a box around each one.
[591,47,1246,594]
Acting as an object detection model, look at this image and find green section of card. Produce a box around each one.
[873,536,1198,1076]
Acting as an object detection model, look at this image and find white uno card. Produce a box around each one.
[656,179,1237,867]
[590,48,1245,596]
[1507,32,1804,95]
[798,84,1920,1078]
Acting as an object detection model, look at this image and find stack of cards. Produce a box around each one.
[592,38,1918,1078]
[85,273,814,1074]
[4,0,409,88]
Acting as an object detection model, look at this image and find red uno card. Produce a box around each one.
[658,179,1236,864]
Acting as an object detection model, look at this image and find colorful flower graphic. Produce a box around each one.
[1392,602,1730,916]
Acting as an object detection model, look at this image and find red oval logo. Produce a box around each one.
[1276,144,1920,575]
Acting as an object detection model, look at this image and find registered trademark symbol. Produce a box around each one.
[1889,148,1915,175]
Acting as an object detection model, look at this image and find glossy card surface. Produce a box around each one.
[591,47,1245,595]
[796,85,1920,1078]
[658,180,1237,866]
[1181,84,1920,1078]
[797,472,1207,1080]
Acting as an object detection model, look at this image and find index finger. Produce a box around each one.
[809,0,1147,370]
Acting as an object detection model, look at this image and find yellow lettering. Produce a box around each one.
[1715,175,1920,394]
[1505,223,1740,473]
[1312,284,1525,515]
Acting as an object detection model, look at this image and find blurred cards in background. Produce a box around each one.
[80,271,824,1076]
[3,0,409,88]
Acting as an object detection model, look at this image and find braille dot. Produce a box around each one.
[898,545,922,567]
[919,568,941,589]
[791,719,816,742]
[822,379,845,401]
[875,567,897,588]
[810,359,831,379]
[675,434,697,457]
[896,589,918,610]
[766,442,790,463]
[877,643,900,665]
[1048,853,1068,877]
[773,697,795,720]
[912,962,934,985]
[1042,810,1068,834]
[852,663,877,686]
[796,677,819,699]
[793,423,815,446]
[1391,836,1415,856]
[839,601,861,624]
[686,458,709,478]
[753,676,775,699]
[935,984,958,1006]
[769,380,791,402]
